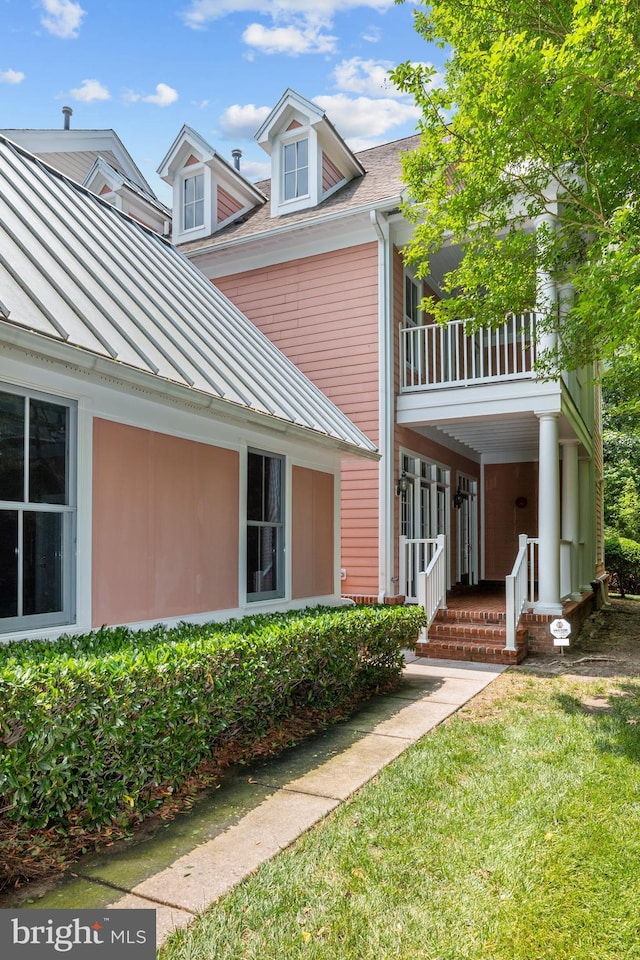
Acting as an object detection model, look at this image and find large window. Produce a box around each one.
[246,451,284,601]
[0,387,75,632]
[183,172,204,230]
[283,139,309,201]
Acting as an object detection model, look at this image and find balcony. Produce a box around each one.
[400,313,537,392]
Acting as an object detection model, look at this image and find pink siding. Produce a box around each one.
[322,153,343,193]
[92,419,239,626]
[215,244,380,596]
[291,467,334,598]
[217,186,243,224]
[484,462,538,580]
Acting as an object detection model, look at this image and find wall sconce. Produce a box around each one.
[396,471,409,496]
[453,485,465,509]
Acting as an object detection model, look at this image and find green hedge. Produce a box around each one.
[0,605,426,835]
[605,533,640,597]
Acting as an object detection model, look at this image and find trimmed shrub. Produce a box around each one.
[604,533,640,597]
[0,605,426,838]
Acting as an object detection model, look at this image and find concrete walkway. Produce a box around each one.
[22,656,505,948]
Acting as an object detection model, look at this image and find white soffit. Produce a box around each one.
[0,136,377,457]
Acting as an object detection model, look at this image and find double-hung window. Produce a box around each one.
[183,172,204,230]
[0,386,75,632]
[246,451,284,601]
[283,139,309,202]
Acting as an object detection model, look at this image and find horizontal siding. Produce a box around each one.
[215,243,379,442]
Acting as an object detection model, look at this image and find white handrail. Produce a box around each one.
[400,536,441,602]
[401,313,537,390]
[416,534,447,642]
[505,534,538,651]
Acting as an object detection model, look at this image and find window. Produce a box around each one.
[246,451,284,601]
[183,172,204,230]
[0,386,75,632]
[283,139,309,201]
[405,275,420,328]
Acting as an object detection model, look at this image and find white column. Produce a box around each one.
[536,412,563,614]
[561,439,582,599]
[579,456,594,591]
[536,212,558,362]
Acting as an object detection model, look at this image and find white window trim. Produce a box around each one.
[245,448,286,603]
[175,160,210,242]
[271,126,319,217]
[0,383,77,634]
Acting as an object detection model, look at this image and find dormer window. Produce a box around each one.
[283,138,308,201]
[183,172,204,230]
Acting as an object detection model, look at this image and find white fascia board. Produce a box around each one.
[397,379,561,426]
[0,325,379,461]
[255,88,325,148]
[188,197,402,276]
[157,124,216,182]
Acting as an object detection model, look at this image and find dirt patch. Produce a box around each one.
[517,597,640,678]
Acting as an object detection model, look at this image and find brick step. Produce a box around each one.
[429,621,516,643]
[415,638,526,665]
[435,608,506,625]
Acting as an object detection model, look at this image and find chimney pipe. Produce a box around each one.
[62,106,73,130]
[231,148,242,171]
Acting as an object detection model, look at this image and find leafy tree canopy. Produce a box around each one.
[391,0,640,381]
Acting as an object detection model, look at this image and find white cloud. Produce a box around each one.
[240,158,271,182]
[125,83,179,107]
[218,103,271,138]
[142,83,179,106]
[313,93,420,140]
[181,1,393,31]
[69,79,110,102]
[0,69,25,84]
[332,57,400,97]
[362,25,381,42]
[40,0,86,39]
[242,21,336,55]
[332,57,442,98]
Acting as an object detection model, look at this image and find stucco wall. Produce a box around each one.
[92,418,239,626]
[291,466,334,599]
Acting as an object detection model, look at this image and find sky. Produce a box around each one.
[0,0,444,203]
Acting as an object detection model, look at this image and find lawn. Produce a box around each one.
[160,668,640,960]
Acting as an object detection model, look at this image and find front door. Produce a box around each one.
[400,453,450,600]
[455,475,477,585]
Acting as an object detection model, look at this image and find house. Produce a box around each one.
[0,134,378,643]
[160,88,605,663]
[1,107,170,236]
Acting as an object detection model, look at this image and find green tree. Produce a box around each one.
[391,0,640,379]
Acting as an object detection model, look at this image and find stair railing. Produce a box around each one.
[416,534,447,642]
[505,534,537,650]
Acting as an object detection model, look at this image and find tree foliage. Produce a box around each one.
[391,0,640,377]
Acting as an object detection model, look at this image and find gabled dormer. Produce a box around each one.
[158,125,266,245]
[255,89,365,218]
[84,157,171,236]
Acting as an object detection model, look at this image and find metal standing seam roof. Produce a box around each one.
[0,136,378,456]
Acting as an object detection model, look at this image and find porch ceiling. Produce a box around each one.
[415,411,580,461]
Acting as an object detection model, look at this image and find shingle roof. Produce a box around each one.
[179,134,421,253]
[0,136,377,456]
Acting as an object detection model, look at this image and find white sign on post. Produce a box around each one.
[550,618,571,646]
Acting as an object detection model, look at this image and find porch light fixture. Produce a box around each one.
[396,471,409,496]
[453,485,465,509]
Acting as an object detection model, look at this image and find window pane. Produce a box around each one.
[297,167,308,197]
[283,143,295,173]
[0,391,24,502]
[194,174,204,200]
[0,510,18,618]
[247,452,264,521]
[263,457,281,522]
[194,199,204,226]
[184,177,195,203]
[184,204,194,230]
[284,171,296,201]
[247,525,278,595]
[297,138,308,167]
[29,399,68,504]
[23,511,63,616]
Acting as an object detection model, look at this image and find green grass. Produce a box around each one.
[160,671,640,960]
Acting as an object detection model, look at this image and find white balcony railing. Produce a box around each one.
[401,313,537,391]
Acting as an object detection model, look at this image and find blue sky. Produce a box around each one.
[1,0,443,202]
